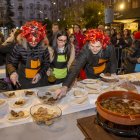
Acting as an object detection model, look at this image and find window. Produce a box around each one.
[19,21,23,26]
[37,13,41,19]
[19,12,22,17]
[30,13,34,19]
[36,2,41,10]
[44,4,48,10]
[30,3,34,9]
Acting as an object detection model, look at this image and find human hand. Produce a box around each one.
[32,74,41,84]
[137,58,140,63]
[10,72,19,85]
[2,29,16,45]
[46,68,52,76]
[53,86,68,99]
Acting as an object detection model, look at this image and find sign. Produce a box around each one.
[105,8,114,24]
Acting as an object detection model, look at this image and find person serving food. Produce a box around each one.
[53,29,117,99]
[7,21,50,89]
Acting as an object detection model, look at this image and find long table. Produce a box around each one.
[0,108,96,140]
[0,73,140,140]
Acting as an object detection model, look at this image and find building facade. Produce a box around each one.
[10,0,51,27]
[112,0,140,31]
[0,0,7,27]
[0,0,51,28]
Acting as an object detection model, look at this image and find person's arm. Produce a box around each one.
[53,46,88,99]
[0,43,14,54]
[6,45,20,75]
[62,47,88,88]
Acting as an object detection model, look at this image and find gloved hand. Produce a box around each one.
[10,72,19,85]
[32,73,41,84]
[53,86,68,99]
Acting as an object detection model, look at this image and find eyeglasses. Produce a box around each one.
[57,39,67,43]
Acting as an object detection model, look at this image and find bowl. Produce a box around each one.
[96,91,140,125]
[30,104,62,125]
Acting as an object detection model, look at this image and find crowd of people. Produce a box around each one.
[0,20,140,98]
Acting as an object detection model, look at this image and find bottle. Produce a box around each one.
[48,69,56,83]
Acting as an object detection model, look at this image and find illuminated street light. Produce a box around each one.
[98,11,101,15]
[119,3,125,10]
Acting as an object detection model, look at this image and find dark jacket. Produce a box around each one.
[63,44,117,88]
[7,43,50,89]
[122,40,140,74]
[0,43,15,75]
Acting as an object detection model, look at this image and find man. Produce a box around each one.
[54,29,117,99]
[47,23,60,47]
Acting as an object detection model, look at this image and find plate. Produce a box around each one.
[0,99,9,119]
[0,99,6,107]
[113,87,128,91]
[47,85,61,93]
[81,79,98,84]
[118,75,136,81]
[100,73,118,80]
[37,91,59,105]
[70,88,88,98]
[86,89,100,94]
[7,109,30,123]
[23,89,38,97]
[70,96,89,106]
[85,83,102,90]
[2,91,21,99]
[9,98,32,108]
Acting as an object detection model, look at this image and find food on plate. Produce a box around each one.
[14,99,26,106]
[73,90,83,96]
[3,92,15,98]
[100,97,140,115]
[38,92,57,104]
[119,82,138,93]
[31,107,61,125]
[0,99,5,105]
[130,80,140,86]
[8,110,29,120]
[24,90,35,96]
[104,73,111,77]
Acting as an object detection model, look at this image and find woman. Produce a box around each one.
[121,31,140,73]
[54,29,117,99]
[7,21,50,89]
[123,29,133,48]
[47,30,75,84]
[69,34,79,58]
